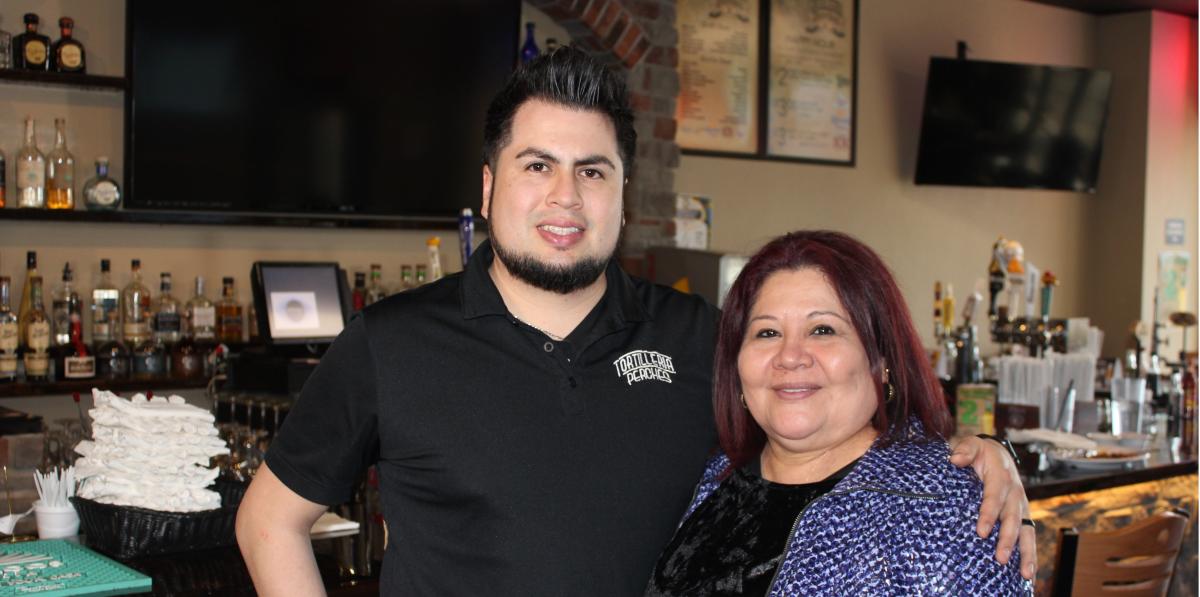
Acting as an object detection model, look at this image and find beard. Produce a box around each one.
[486,187,617,295]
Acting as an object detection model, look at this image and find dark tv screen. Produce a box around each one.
[126,1,519,219]
[914,57,1112,192]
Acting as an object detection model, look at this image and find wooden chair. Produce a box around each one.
[1051,509,1190,597]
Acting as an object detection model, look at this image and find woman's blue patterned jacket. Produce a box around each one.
[681,424,1034,596]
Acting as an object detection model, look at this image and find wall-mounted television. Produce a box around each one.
[125,1,519,221]
[914,57,1112,192]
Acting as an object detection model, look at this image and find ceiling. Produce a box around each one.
[1027,0,1198,18]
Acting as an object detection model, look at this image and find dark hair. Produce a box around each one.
[482,46,637,176]
[713,230,952,469]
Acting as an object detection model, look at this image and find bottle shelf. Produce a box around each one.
[0,69,127,92]
[0,208,472,231]
[0,376,208,399]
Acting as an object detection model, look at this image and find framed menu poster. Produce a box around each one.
[675,0,761,155]
[676,0,858,166]
[767,0,856,162]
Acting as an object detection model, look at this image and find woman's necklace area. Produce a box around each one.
[512,314,565,341]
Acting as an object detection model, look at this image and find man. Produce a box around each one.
[237,47,1035,595]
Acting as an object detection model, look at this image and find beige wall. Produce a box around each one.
[677,0,1102,355]
[1142,12,1199,359]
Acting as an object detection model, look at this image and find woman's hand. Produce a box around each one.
[949,435,1037,580]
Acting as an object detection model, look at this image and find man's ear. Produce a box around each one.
[481,164,493,219]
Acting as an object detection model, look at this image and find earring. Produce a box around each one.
[883,368,896,403]
[739,393,747,409]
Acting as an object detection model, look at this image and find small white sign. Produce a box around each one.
[269,291,321,331]
[1165,218,1185,245]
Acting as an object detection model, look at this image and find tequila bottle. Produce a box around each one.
[520,22,539,64]
[21,276,50,381]
[0,278,17,382]
[152,272,182,346]
[50,17,85,73]
[12,13,49,71]
[216,277,243,344]
[366,264,388,306]
[83,157,122,210]
[91,259,120,347]
[51,262,80,346]
[131,335,166,380]
[122,259,152,346]
[400,265,414,291]
[17,251,37,342]
[46,118,75,210]
[185,276,217,341]
[0,18,12,70]
[16,117,45,209]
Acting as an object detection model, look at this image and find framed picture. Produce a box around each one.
[675,0,762,155]
[676,0,858,166]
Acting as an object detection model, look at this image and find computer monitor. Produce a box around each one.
[250,262,351,345]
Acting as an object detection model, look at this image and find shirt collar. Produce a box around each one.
[460,239,650,326]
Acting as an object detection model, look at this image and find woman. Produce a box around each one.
[646,231,1031,596]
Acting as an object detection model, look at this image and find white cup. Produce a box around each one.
[34,501,80,539]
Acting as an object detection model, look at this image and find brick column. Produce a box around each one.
[525,0,680,274]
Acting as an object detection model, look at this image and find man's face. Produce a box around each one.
[481,99,625,294]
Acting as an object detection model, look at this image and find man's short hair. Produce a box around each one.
[483,46,637,176]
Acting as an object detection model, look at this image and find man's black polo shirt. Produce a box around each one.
[266,240,719,596]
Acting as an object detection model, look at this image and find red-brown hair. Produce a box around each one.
[714,230,951,470]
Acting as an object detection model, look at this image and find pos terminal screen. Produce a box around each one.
[251,262,348,345]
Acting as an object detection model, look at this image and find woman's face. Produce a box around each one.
[737,268,879,456]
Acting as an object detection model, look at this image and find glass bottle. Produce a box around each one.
[216,277,243,344]
[51,262,80,346]
[21,276,50,382]
[415,265,428,286]
[131,335,166,380]
[16,117,46,208]
[366,264,387,306]
[46,118,75,210]
[427,236,443,282]
[352,272,367,312]
[152,272,182,346]
[0,18,12,70]
[121,259,152,346]
[83,157,121,210]
[247,302,260,344]
[50,17,85,74]
[91,259,120,348]
[171,333,205,380]
[545,38,560,54]
[185,276,217,342]
[400,265,414,291]
[12,13,49,71]
[17,251,37,343]
[0,146,6,208]
[56,302,94,380]
[520,22,539,64]
[0,278,17,382]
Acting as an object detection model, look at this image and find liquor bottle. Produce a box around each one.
[83,157,121,210]
[51,262,80,346]
[427,237,443,282]
[366,264,387,306]
[16,117,46,208]
[50,17,85,74]
[352,272,367,312]
[216,277,243,344]
[171,334,205,380]
[400,265,414,291]
[91,259,120,347]
[1182,360,1196,457]
[121,259,152,346]
[0,20,12,70]
[0,278,17,382]
[520,22,539,64]
[56,303,94,380]
[415,265,428,286]
[46,118,75,210]
[12,14,49,71]
[184,276,217,342]
[17,251,37,342]
[152,272,182,346]
[131,335,166,380]
[21,276,50,382]
[95,336,129,380]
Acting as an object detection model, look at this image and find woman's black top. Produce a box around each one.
[645,458,858,596]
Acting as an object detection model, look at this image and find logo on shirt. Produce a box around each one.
[613,350,676,385]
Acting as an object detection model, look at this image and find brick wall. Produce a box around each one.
[525,0,680,273]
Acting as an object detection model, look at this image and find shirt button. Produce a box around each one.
[544,342,554,352]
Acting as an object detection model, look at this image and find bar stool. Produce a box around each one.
[1051,508,1190,596]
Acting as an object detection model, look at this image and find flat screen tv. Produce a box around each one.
[126,1,519,221]
[914,57,1112,192]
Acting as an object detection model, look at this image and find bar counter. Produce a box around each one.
[1025,448,1197,594]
